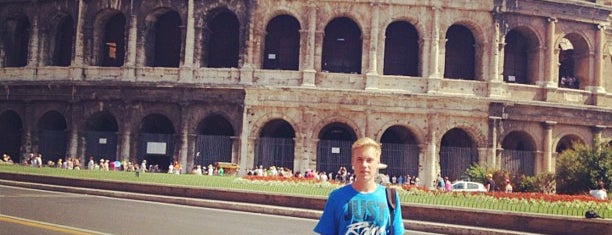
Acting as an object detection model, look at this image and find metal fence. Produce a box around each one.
[316,139,353,175]
[254,137,295,169]
[381,143,419,177]
[439,146,477,181]
[501,149,536,176]
[194,135,232,167]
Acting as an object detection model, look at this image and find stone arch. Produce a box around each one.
[503,26,541,85]
[379,125,421,178]
[439,127,481,181]
[92,8,126,67]
[83,111,119,162]
[254,118,296,170]
[321,16,363,74]
[45,11,75,66]
[383,20,420,76]
[555,134,586,154]
[143,8,183,67]
[444,24,477,80]
[501,131,537,176]
[137,113,176,170]
[194,113,235,168]
[37,111,68,164]
[2,13,30,67]
[202,8,240,68]
[315,121,358,177]
[262,14,301,70]
[557,32,591,89]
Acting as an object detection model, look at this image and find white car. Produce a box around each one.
[451,181,487,192]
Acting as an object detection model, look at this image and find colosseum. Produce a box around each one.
[0,0,610,187]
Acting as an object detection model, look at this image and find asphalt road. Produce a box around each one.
[0,185,442,235]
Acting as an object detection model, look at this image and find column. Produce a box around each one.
[124,14,138,81]
[71,0,86,80]
[489,116,502,169]
[542,121,556,173]
[239,5,256,85]
[365,3,380,90]
[543,17,557,87]
[27,14,40,67]
[21,103,34,162]
[67,103,82,159]
[591,125,606,148]
[180,0,195,82]
[119,103,134,161]
[178,104,190,173]
[302,0,317,87]
[590,24,606,93]
[427,7,442,93]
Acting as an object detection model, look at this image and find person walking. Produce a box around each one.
[314,137,405,235]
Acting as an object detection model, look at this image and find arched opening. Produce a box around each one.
[439,128,478,181]
[380,126,419,179]
[501,131,536,176]
[503,30,530,84]
[194,114,235,169]
[37,111,68,164]
[84,112,119,165]
[316,122,357,178]
[555,135,584,154]
[558,34,589,90]
[51,15,74,66]
[262,15,300,70]
[138,114,175,171]
[3,15,30,67]
[383,21,419,76]
[254,119,296,170]
[147,10,182,67]
[205,10,239,68]
[0,110,23,162]
[321,17,362,74]
[97,12,126,67]
[444,25,475,80]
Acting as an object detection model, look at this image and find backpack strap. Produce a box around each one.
[385,187,397,234]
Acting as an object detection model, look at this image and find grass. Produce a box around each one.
[1,164,610,218]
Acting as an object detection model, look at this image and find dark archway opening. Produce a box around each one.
[383,21,419,76]
[255,119,296,170]
[444,25,475,80]
[321,17,362,74]
[138,114,175,171]
[439,128,478,181]
[263,15,300,70]
[195,114,235,169]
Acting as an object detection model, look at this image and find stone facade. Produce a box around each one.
[0,0,611,188]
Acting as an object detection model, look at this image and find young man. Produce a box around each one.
[314,137,405,235]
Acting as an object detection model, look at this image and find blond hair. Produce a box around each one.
[351,137,381,155]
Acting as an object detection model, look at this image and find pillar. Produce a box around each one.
[27,14,39,67]
[542,121,556,173]
[71,0,86,80]
[178,104,190,173]
[180,0,195,82]
[544,17,557,87]
[590,24,606,93]
[302,1,317,87]
[427,7,442,93]
[365,3,381,90]
[489,116,502,169]
[124,13,138,78]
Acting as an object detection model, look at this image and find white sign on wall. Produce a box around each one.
[331,147,340,154]
[146,142,167,155]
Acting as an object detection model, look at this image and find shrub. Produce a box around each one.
[556,140,612,194]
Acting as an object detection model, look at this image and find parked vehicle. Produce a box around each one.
[451,181,487,192]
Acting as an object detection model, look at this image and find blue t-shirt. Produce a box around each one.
[314,184,405,235]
